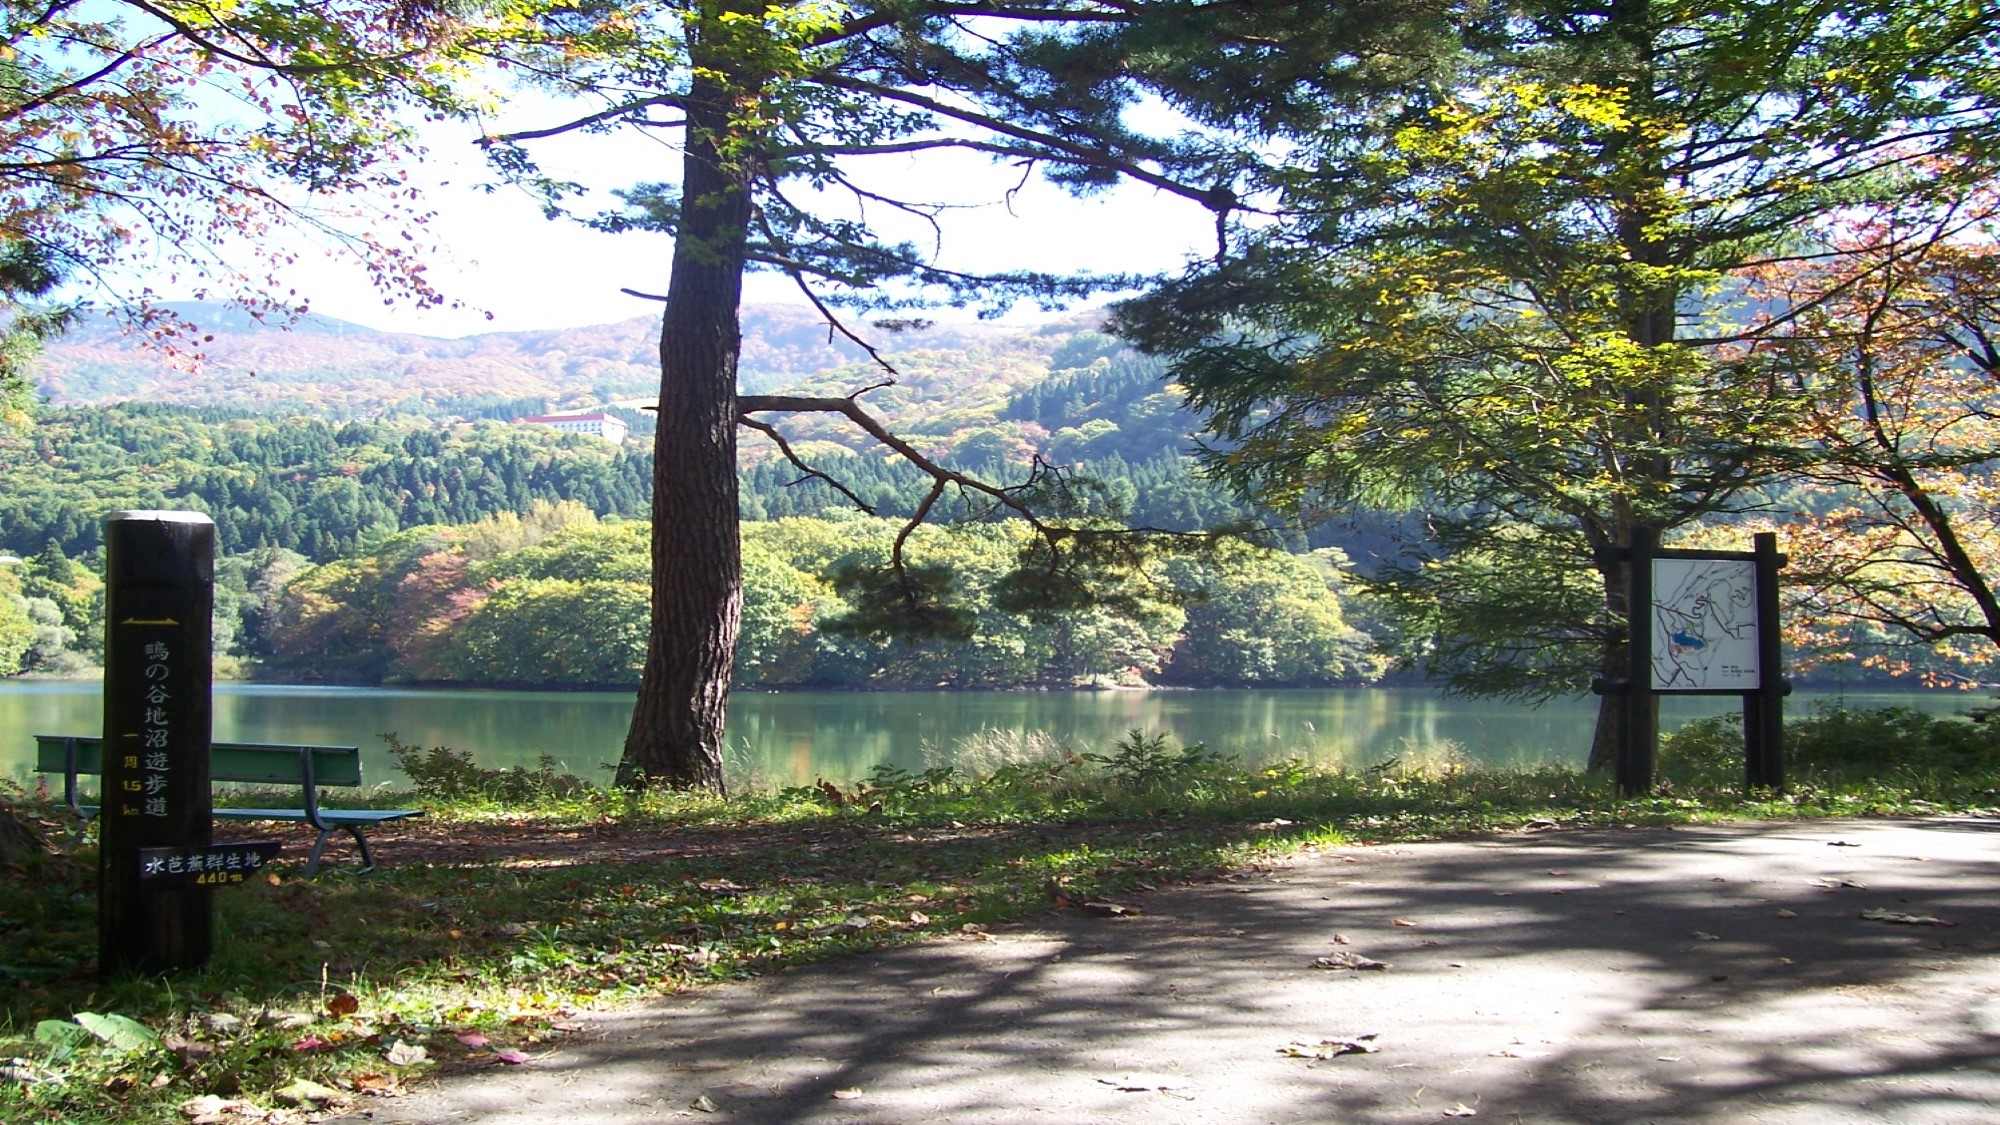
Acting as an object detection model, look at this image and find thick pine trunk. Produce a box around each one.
[617,59,754,793]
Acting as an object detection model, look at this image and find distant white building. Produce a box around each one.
[513,411,628,445]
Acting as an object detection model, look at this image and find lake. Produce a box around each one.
[0,681,1980,791]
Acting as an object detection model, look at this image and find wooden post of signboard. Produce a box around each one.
[98,511,216,977]
[1744,531,1786,791]
[1619,525,1659,798]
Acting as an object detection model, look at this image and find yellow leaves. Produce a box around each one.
[1556,84,1632,129]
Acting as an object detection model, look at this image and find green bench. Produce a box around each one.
[36,735,423,876]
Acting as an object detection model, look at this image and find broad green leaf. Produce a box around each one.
[33,1018,90,1054]
[72,1011,161,1053]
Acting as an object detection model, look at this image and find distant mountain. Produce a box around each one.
[33,302,1073,414]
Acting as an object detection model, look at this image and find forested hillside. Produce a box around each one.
[0,406,652,561]
[1,317,1279,557]
[0,304,1425,688]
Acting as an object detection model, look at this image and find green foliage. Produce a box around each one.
[1158,546,1383,686]
[1362,524,1615,701]
[380,733,594,806]
[448,578,650,687]
[255,513,1386,690]
[737,541,828,683]
[1662,704,2000,787]
[0,566,37,676]
[0,240,69,433]
[1117,0,2000,706]
[1082,730,1233,793]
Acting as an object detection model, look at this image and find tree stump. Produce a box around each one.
[0,804,51,866]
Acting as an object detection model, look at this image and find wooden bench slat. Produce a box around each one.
[34,733,420,876]
[63,807,421,823]
[215,808,421,824]
[34,736,366,787]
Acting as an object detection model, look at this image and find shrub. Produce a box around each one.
[381,733,594,805]
[1660,703,2000,785]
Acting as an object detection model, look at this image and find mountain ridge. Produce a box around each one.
[34,302,1100,413]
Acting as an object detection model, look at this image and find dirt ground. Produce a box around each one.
[334,817,2000,1125]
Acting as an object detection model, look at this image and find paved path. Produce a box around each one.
[344,818,2000,1124]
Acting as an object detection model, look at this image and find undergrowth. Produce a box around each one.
[4,707,1999,1125]
[380,732,598,808]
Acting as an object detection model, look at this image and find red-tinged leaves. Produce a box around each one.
[495,1050,530,1065]
[350,1073,398,1096]
[454,1032,490,1049]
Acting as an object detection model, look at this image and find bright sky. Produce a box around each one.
[262,118,1221,339]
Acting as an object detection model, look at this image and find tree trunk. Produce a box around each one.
[617,52,756,793]
[1586,548,1629,774]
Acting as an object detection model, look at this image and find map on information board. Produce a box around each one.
[1651,558,1760,691]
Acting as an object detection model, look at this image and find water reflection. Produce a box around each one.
[0,681,1977,791]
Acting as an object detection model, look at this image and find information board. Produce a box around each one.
[1650,557,1760,691]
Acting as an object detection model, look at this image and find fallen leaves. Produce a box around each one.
[1047,878,1142,915]
[275,1078,345,1108]
[1097,1074,1195,1098]
[349,1072,399,1096]
[1280,1035,1380,1058]
[1312,951,1390,971]
[1859,907,1954,927]
[831,1087,863,1100]
[1078,900,1142,917]
[178,1095,269,1123]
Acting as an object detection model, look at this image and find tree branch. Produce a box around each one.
[738,416,880,514]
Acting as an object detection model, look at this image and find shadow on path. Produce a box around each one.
[347,818,2000,1124]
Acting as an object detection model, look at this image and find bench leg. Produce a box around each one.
[304,829,334,878]
[347,824,377,874]
[301,824,377,877]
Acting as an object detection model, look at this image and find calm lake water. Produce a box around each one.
[0,681,1979,791]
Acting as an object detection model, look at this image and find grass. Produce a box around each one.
[4,710,2000,1124]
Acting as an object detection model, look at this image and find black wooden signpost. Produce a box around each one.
[1595,528,1787,797]
[98,511,276,977]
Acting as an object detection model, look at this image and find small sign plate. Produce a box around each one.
[136,842,282,886]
